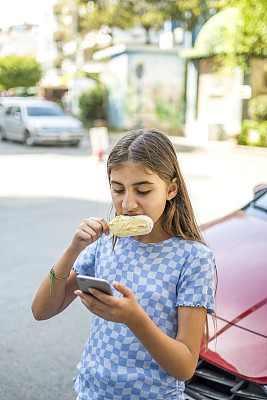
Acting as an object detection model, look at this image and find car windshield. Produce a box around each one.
[26,106,65,117]
[243,191,267,220]
[253,192,267,212]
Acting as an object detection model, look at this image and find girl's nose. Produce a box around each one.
[122,192,138,211]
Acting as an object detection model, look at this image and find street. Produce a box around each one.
[0,136,266,400]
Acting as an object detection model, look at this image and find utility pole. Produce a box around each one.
[71,0,79,115]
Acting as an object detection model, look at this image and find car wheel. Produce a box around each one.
[24,130,34,146]
[0,126,7,141]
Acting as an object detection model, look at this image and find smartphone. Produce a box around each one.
[76,275,113,296]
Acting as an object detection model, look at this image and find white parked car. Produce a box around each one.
[0,97,84,146]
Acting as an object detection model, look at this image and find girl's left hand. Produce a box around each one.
[74,282,141,325]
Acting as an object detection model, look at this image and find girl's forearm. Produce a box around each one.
[126,307,197,381]
[31,245,79,320]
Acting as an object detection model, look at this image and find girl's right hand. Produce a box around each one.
[69,217,110,253]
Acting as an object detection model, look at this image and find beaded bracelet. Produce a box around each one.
[49,266,70,293]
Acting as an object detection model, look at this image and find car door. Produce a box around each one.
[3,106,14,139]
[9,106,25,141]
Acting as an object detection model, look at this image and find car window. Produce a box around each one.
[5,107,13,115]
[243,191,267,220]
[11,107,21,115]
[26,106,65,117]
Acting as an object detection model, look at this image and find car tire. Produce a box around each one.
[24,130,34,146]
[0,126,7,141]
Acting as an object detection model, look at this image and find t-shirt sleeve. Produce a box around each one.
[72,241,98,277]
[176,247,215,315]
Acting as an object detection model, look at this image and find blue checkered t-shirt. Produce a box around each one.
[73,235,215,400]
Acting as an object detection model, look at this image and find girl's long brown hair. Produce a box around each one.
[107,129,216,347]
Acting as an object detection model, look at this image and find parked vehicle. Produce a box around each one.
[185,185,267,400]
[0,97,84,146]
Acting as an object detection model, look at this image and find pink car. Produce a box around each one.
[185,185,267,400]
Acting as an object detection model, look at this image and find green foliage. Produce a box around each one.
[55,0,135,39]
[0,56,42,90]
[55,0,222,46]
[221,0,267,70]
[79,85,105,126]
[238,119,267,147]
[81,1,134,34]
[248,95,267,122]
[158,0,223,33]
[113,0,222,43]
[154,97,184,128]
[238,95,267,147]
[79,1,165,43]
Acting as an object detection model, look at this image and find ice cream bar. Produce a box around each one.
[109,215,153,237]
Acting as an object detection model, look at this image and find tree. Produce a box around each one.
[114,1,165,44]
[54,0,222,47]
[70,0,163,44]
[145,0,223,44]
[220,0,267,70]
[78,0,135,37]
[79,85,106,125]
[0,56,42,90]
[54,0,135,42]
[102,0,222,44]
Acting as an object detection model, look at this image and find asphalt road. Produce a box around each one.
[0,137,266,400]
[0,196,109,400]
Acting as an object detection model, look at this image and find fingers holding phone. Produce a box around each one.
[75,276,142,325]
[75,275,113,317]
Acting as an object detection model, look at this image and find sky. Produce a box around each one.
[0,0,56,29]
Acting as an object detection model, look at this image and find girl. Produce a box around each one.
[32,129,215,400]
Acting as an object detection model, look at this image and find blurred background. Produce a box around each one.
[0,0,266,145]
[0,1,266,399]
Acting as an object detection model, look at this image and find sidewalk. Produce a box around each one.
[108,132,267,156]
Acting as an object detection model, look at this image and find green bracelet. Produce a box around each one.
[49,266,70,293]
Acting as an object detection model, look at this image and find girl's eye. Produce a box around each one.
[112,188,124,193]
[112,188,151,195]
[137,190,151,195]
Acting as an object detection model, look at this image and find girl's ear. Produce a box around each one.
[167,178,178,201]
